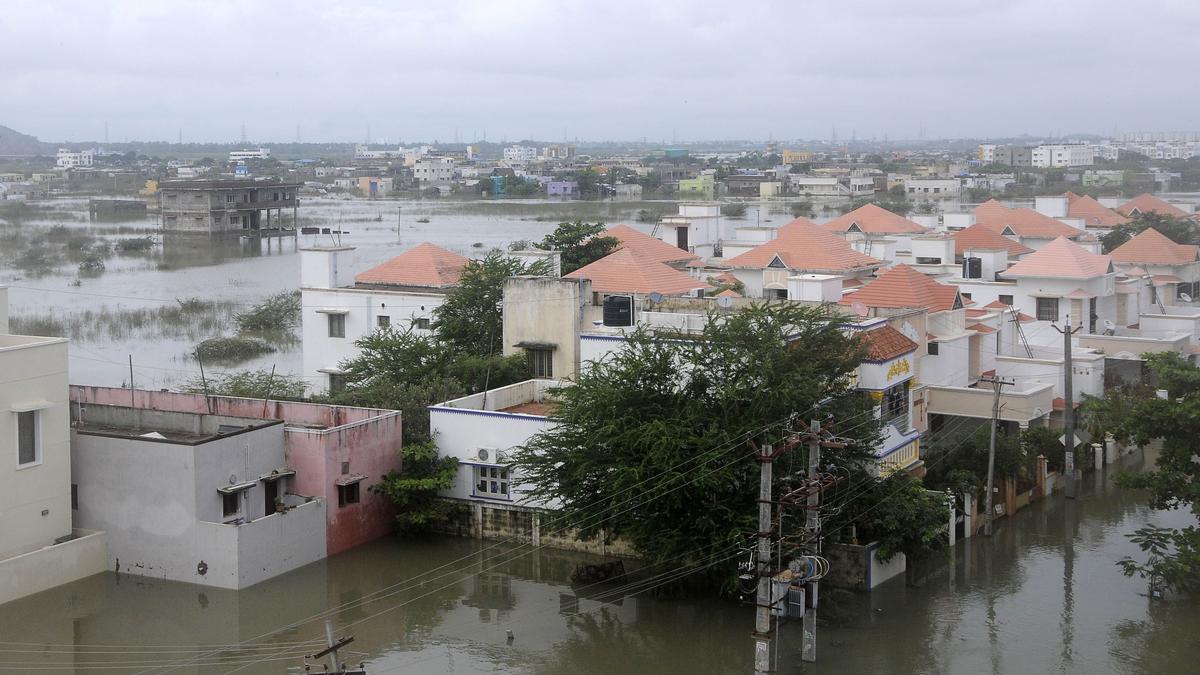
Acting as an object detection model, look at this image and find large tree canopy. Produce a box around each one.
[1100,211,1199,253]
[515,303,944,582]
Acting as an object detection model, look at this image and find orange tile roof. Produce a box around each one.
[974,201,1084,239]
[821,203,928,235]
[776,216,822,235]
[839,264,962,313]
[605,224,698,264]
[1002,236,1114,279]
[1117,193,1191,219]
[1110,227,1200,266]
[859,325,918,362]
[1066,193,1128,229]
[565,248,712,295]
[354,242,469,288]
[715,288,742,298]
[953,223,1034,257]
[1152,274,1183,285]
[968,323,997,334]
[965,308,989,318]
[725,220,883,272]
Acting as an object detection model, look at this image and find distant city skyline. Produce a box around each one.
[4,0,1199,144]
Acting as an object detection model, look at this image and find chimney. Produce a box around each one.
[300,246,356,289]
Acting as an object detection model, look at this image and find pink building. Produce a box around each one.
[69,386,403,556]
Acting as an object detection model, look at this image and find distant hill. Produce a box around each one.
[0,125,52,156]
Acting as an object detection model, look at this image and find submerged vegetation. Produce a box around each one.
[234,291,301,333]
[180,369,308,400]
[195,335,276,362]
[10,298,239,342]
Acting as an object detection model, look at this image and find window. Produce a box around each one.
[72,484,78,510]
[264,479,280,514]
[927,341,939,355]
[327,313,346,338]
[527,347,553,378]
[17,410,38,466]
[1036,297,1059,322]
[222,491,240,518]
[881,383,908,426]
[338,482,360,507]
[999,295,1014,306]
[329,373,346,394]
[225,194,235,203]
[961,292,972,301]
[474,466,510,498]
[377,315,390,328]
[413,317,431,330]
[229,215,241,225]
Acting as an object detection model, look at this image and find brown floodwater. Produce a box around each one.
[0,449,1197,674]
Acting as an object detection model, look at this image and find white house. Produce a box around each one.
[503,145,538,163]
[1031,144,1094,168]
[725,218,883,298]
[70,404,326,589]
[0,286,107,606]
[56,148,94,168]
[228,148,271,161]
[656,203,723,259]
[300,243,466,394]
[414,157,456,183]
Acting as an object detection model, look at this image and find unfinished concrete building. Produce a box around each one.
[158,179,301,235]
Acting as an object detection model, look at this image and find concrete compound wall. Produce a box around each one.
[0,529,106,606]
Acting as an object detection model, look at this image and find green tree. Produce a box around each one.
[1112,353,1200,593]
[535,220,619,275]
[789,201,814,218]
[1101,212,1199,253]
[371,441,463,534]
[720,203,747,218]
[514,303,946,585]
[433,253,549,356]
[181,369,308,400]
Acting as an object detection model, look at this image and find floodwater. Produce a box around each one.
[0,196,700,391]
[1,449,1197,674]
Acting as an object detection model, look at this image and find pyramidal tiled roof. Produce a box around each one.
[858,325,918,362]
[1066,192,1128,229]
[726,220,883,272]
[953,223,1034,257]
[605,224,698,264]
[974,200,1083,239]
[839,264,962,313]
[1002,236,1114,279]
[1117,193,1191,219]
[1110,227,1200,265]
[821,203,928,235]
[354,242,469,288]
[564,248,712,295]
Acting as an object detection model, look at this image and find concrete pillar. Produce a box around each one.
[1093,443,1104,471]
[532,513,541,548]
[473,503,484,539]
[947,492,956,547]
[1035,455,1047,499]
[1105,436,1118,464]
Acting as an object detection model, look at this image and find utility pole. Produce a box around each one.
[753,442,774,675]
[981,376,1012,536]
[1055,315,1082,499]
[750,420,847,673]
[307,620,364,674]
[802,421,820,663]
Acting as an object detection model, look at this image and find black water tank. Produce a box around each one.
[962,257,982,279]
[602,295,634,327]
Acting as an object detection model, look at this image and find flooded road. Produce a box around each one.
[1,449,1197,674]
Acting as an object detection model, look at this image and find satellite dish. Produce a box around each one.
[717,295,734,308]
[1182,292,1193,303]
[648,292,665,303]
[852,301,868,317]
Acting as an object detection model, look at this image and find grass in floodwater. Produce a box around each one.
[9,298,240,343]
[195,336,276,363]
[234,290,301,333]
[180,369,308,399]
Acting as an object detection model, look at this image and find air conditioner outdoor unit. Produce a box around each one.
[476,447,497,462]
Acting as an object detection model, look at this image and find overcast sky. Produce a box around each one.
[3,0,1198,144]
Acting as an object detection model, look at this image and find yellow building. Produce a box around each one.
[782,149,813,164]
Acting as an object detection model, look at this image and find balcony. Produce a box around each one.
[926,382,1055,426]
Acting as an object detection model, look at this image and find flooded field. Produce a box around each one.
[0,449,1196,673]
[0,196,714,391]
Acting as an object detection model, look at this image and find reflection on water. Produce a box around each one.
[1,451,1197,674]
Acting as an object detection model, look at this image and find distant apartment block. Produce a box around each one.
[413,156,455,183]
[228,148,271,161]
[503,145,539,163]
[56,148,94,168]
[1031,144,1094,168]
[158,178,300,235]
[542,144,576,160]
[782,149,813,164]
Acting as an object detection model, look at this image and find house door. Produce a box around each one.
[676,226,689,251]
[1088,297,1097,333]
[264,480,279,515]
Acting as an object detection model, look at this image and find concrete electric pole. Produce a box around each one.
[981,376,1012,536]
[1054,315,1082,499]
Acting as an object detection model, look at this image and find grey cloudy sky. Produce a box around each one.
[3,0,1198,143]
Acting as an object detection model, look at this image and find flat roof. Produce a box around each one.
[159,179,302,190]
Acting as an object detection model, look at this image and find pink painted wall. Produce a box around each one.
[70,386,403,555]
